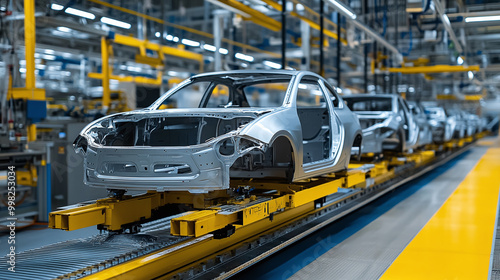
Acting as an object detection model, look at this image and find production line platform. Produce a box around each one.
[1,133,499,280]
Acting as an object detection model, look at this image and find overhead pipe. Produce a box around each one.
[433,0,464,54]
[325,0,403,63]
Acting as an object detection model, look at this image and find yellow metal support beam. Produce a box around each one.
[288,179,342,208]
[94,34,204,109]
[50,192,159,231]
[387,65,480,74]
[88,72,163,86]
[7,88,45,101]
[112,34,204,63]
[216,0,282,31]
[24,0,35,89]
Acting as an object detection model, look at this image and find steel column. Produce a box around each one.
[300,20,310,70]
[337,13,341,87]
[281,0,287,69]
[319,0,324,76]
[213,10,225,71]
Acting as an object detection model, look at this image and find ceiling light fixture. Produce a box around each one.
[65,7,95,20]
[263,61,281,69]
[326,0,356,19]
[203,44,217,52]
[101,17,131,29]
[235,53,254,62]
[181,39,200,47]
[465,15,500,23]
[51,3,64,11]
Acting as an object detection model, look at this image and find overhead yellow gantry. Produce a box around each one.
[88,33,204,109]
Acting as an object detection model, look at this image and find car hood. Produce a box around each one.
[78,108,277,148]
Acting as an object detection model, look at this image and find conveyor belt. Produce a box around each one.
[0,143,474,280]
[0,215,188,280]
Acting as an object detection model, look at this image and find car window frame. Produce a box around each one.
[319,79,343,109]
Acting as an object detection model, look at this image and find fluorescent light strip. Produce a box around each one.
[65,7,95,20]
[51,3,64,11]
[203,44,217,52]
[101,17,131,29]
[327,0,356,19]
[155,32,161,38]
[219,48,228,54]
[235,52,254,62]
[181,39,200,47]
[465,15,500,23]
[263,60,281,69]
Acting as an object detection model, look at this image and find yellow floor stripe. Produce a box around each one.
[381,147,500,280]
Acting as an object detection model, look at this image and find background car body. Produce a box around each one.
[423,106,454,143]
[445,108,466,139]
[407,101,433,147]
[74,70,362,193]
[342,94,419,154]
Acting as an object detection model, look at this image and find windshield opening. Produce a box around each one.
[153,74,292,109]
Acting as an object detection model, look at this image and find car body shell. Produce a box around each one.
[74,70,362,193]
[423,106,454,143]
[342,94,419,154]
[407,101,433,147]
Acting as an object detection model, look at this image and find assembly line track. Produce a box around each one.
[0,143,472,280]
[194,144,474,279]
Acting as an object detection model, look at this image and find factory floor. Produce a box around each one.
[236,136,500,280]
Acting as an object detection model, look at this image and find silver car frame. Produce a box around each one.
[74,70,362,193]
[342,94,419,154]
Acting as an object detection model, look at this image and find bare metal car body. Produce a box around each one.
[445,108,466,139]
[423,106,454,143]
[407,101,433,147]
[342,94,419,154]
[461,111,480,137]
[74,70,362,193]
